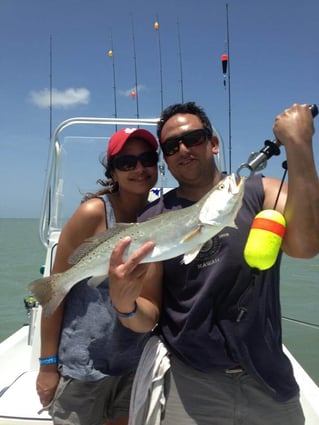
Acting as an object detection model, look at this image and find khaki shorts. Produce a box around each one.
[162,355,305,425]
[49,372,134,425]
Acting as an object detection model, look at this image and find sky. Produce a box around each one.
[0,0,318,218]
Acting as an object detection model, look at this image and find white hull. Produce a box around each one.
[0,324,52,423]
[1,321,319,424]
[1,116,318,423]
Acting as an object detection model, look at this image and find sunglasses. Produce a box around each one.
[161,128,211,157]
[112,151,158,171]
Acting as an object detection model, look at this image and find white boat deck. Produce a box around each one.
[0,327,52,423]
[1,116,318,424]
[1,327,319,424]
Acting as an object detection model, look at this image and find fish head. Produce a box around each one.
[199,173,245,226]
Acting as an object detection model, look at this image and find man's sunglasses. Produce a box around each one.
[112,151,159,171]
[161,128,211,157]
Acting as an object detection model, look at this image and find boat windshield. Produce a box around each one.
[39,119,166,247]
[39,117,225,248]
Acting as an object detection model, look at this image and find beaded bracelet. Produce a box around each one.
[114,301,138,318]
[39,355,59,366]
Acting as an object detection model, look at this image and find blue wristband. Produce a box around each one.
[39,355,59,366]
[114,301,138,318]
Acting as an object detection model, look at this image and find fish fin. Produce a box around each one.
[181,245,203,264]
[87,275,108,288]
[28,274,66,316]
[68,224,133,265]
[180,226,202,243]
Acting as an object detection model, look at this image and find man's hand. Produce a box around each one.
[273,103,314,148]
[108,237,155,313]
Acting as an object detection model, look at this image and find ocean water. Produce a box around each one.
[0,219,45,341]
[0,218,318,385]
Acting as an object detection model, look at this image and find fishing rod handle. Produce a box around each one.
[236,104,318,177]
[309,103,318,117]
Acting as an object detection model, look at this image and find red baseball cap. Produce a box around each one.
[107,128,158,160]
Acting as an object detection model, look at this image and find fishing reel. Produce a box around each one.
[24,296,38,322]
[236,104,318,178]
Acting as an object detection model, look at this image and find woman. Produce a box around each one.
[36,128,161,425]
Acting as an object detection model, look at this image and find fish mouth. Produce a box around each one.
[236,175,245,186]
[219,173,244,194]
[230,174,245,193]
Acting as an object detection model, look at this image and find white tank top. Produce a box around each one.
[103,195,116,228]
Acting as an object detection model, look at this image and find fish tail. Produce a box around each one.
[28,273,66,316]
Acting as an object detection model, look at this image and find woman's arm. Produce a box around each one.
[36,198,106,406]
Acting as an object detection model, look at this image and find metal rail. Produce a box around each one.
[38,116,225,248]
[39,117,159,248]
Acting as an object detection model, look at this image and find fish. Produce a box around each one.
[28,173,245,315]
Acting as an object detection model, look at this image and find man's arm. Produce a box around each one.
[263,104,319,258]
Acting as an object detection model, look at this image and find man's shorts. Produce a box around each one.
[49,371,134,425]
[161,355,305,425]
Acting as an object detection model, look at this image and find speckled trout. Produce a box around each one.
[29,174,245,315]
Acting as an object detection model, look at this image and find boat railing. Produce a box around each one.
[39,117,159,248]
[39,116,226,249]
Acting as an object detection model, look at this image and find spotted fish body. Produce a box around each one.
[29,174,245,315]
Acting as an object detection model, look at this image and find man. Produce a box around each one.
[109,102,319,424]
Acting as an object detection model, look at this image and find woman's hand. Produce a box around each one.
[36,367,60,408]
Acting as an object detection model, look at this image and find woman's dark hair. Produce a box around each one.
[157,101,213,141]
[82,136,158,202]
[81,155,118,203]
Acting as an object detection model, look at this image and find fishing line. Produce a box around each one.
[273,160,288,210]
[282,315,319,330]
[237,105,318,321]
[270,164,318,334]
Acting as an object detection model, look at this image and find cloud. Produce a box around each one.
[30,87,90,109]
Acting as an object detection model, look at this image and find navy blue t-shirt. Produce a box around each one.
[139,174,298,401]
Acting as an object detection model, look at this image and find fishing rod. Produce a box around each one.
[154,17,164,111]
[177,19,184,103]
[108,31,118,131]
[131,16,140,119]
[154,18,166,194]
[236,104,318,178]
[47,35,53,228]
[282,315,319,330]
[225,3,232,174]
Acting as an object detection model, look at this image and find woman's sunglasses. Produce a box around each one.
[112,151,159,171]
[161,128,211,157]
